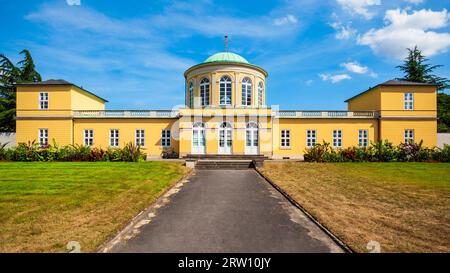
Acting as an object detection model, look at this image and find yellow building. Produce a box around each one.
[15,52,438,159]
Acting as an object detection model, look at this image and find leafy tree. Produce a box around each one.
[0,50,41,132]
[397,46,450,133]
[437,93,450,133]
[397,46,449,91]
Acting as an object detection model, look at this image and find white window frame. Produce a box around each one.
[280,130,290,148]
[219,76,232,106]
[404,92,413,110]
[135,129,145,147]
[162,129,171,147]
[306,130,316,148]
[200,78,210,106]
[358,129,368,147]
[84,129,94,146]
[39,92,48,110]
[39,129,48,146]
[332,130,342,148]
[110,129,119,147]
[241,77,252,106]
[404,129,414,143]
[188,82,194,108]
[258,82,263,106]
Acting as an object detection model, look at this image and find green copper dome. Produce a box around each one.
[203,52,249,64]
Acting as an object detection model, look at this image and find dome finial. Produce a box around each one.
[224,35,229,52]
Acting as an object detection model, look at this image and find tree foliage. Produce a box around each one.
[0,50,41,132]
[397,46,450,91]
[437,93,450,133]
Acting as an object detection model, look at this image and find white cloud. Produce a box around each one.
[336,0,381,20]
[319,73,351,83]
[341,61,378,77]
[404,0,424,4]
[273,14,298,26]
[341,61,368,74]
[330,22,357,40]
[358,8,450,59]
[306,79,314,85]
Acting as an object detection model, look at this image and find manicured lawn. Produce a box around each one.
[260,162,450,253]
[0,162,188,253]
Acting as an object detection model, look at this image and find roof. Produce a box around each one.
[16,79,108,102]
[203,52,249,64]
[344,79,437,102]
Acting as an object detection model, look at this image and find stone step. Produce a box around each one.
[195,160,254,170]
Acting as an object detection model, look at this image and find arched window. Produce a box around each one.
[246,121,258,129]
[219,76,232,105]
[200,78,210,106]
[220,122,232,128]
[242,77,252,106]
[258,82,263,106]
[188,82,194,108]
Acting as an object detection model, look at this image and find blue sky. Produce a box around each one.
[1,0,450,110]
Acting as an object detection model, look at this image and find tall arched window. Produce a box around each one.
[242,77,252,106]
[258,82,263,106]
[219,76,232,106]
[200,78,210,106]
[188,82,194,108]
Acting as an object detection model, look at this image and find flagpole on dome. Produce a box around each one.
[224,35,229,52]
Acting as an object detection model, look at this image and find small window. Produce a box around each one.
[200,78,210,106]
[162,129,171,147]
[84,129,93,146]
[241,77,252,106]
[404,93,413,110]
[39,129,48,146]
[110,129,119,147]
[404,129,414,143]
[135,129,145,147]
[39,92,48,109]
[333,130,342,148]
[281,130,290,148]
[358,129,368,147]
[258,82,263,106]
[306,130,316,147]
[188,82,194,108]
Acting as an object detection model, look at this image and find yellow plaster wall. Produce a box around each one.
[16,119,73,146]
[272,118,379,158]
[73,118,179,156]
[380,119,436,147]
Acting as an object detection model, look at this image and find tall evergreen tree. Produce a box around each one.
[397,46,449,91]
[0,50,41,132]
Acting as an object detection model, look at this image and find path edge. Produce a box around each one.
[96,169,194,253]
[254,167,354,253]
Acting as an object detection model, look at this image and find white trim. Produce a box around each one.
[404,92,413,110]
[306,129,316,147]
[39,92,49,110]
[84,129,94,146]
[135,129,145,147]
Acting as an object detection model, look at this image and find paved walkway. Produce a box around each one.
[108,169,343,253]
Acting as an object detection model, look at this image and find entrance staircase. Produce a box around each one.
[183,154,268,170]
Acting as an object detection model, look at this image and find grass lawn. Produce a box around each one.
[0,162,188,253]
[260,162,450,253]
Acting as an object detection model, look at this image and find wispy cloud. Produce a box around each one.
[336,0,381,20]
[319,73,351,83]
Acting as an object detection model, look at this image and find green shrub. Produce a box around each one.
[432,144,450,162]
[0,142,7,160]
[161,148,179,159]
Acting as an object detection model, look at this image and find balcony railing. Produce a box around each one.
[274,111,378,118]
[73,110,179,118]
